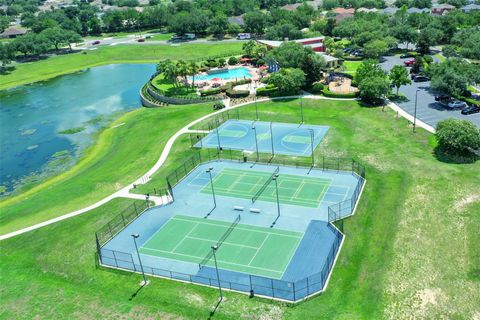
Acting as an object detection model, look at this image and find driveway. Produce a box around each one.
[380,55,480,128]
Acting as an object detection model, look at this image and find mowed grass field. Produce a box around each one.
[0,42,243,90]
[0,99,479,319]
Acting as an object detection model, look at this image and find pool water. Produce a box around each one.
[192,67,253,81]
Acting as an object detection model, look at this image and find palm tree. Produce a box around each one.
[188,61,200,88]
[176,60,189,86]
[164,62,179,87]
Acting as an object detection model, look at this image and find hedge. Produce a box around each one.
[256,86,278,96]
[323,87,359,98]
[226,89,250,98]
[220,78,252,92]
[200,88,222,96]
[311,83,324,93]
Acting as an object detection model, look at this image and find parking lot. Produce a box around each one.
[379,55,480,128]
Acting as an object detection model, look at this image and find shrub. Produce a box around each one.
[228,56,239,65]
[256,85,278,96]
[436,119,480,158]
[205,59,218,68]
[200,88,221,96]
[226,89,250,98]
[218,58,226,67]
[323,87,359,98]
[256,58,265,66]
[311,82,324,93]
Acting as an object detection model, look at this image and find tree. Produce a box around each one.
[41,27,66,51]
[188,61,199,88]
[265,23,302,41]
[416,27,443,55]
[244,10,268,34]
[0,16,11,33]
[363,40,388,59]
[430,59,480,97]
[0,42,15,72]
[436,119,480,158]
[390,25,417,49]
[207,15,229,37]
[242,40,257,57]
[355,60,390,104]
[64,30,82,50]
[389,65,411,95]
[11,33,48,58]
[267,68,306,95]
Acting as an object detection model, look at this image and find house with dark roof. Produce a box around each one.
[382,7,399,14]
[228,15,245,26]
[0,27,27,39]
[431,3,456,15]
[461,3,480,12]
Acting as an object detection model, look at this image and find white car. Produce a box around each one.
[447,100,467,109]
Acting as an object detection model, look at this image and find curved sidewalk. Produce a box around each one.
[0,95,430,241]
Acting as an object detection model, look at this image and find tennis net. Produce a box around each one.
[198,214,241,270]
[251,166,280,203]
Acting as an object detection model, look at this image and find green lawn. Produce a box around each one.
[0,104,213,235]
[342,60,362,75]
[0,99,479,318]
[0,42,243,90]
[151,74,197,97]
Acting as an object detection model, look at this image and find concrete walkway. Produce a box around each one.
[0,95,427,241]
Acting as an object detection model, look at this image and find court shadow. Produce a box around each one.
[129,283,146,301]
[208,299,222,319]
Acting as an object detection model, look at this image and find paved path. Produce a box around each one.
[0,94,426,240]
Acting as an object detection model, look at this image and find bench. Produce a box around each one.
[250,208,261,214]
[234,206,245,211]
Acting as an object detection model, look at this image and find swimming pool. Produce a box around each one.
[192,67,253,81]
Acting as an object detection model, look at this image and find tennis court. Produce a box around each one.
[139,215,303,279]
[196,167,332,208]
[195,120,329,156]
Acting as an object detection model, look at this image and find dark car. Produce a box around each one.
[92,40,101,45]
[413,75,430,82]
[400,53,414,59]
[435,94,451,101]
[461,104,480,115]
[137,38,145,42]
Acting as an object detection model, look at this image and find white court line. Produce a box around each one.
[185,235,258,250]
[171,223,199,253]
[248,233,270,266]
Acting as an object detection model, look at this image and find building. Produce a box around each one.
[382,7,399,14]
[431,3,456,15]
[228,15,245,27]
[281,3,302,11]
[256,37,341,68]
[461,3,480,12]
[407,7,430,14]
[357,7,379,13]
[0,27,27,39]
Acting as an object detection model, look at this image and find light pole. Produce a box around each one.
[131,234,149,286]
[413,89,419,133]
[308,129,315,166]
[216,119,221,150]
[252,125,259,161]
[300,98,304,124]
[254,85,259,120]
[270,174,281,228]
[205,167,216,218]
[211,245,223,301]
[270,122,275,157]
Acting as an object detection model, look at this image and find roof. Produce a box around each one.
[256,37,325,48]
[228,15,245,26]
[335,12,354,22]
[382,7,399,14]
[0,27,27,37]
[294,36,325,43]
[256,40,283,47]
[357,7,378,12]
[407,7,430,13]
[315,53,339,63]
[332,7,355,14]
[281,3,302,11]
[432,3,455,9]
[462,3,480,10]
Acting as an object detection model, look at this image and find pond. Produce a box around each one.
[0,63,156,196]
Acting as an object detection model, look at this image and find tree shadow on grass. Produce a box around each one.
[433,147,479,164]
[0,66,16,75]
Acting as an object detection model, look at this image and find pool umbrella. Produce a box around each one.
[212,77,221,81]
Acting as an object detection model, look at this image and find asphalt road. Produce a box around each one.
[380,55,480,128]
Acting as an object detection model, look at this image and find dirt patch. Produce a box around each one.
[185,292,204,306]
[453,194,480,211]
[415,288,442,309]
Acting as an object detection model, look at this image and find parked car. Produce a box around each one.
[404,59,416,66]
[145,35,152,39]
[237,33,251,40]
[400,53,414,59]
[213,102,225,110]
[461,104,480,115]
[413,75,430,82]
[447,100,467,109]
[435,94,451,101]
[184,33,196,40]
[92,40,101,45]
[137,38,145,42]
[171,34,183,41]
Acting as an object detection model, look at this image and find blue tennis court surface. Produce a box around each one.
[195,120,329,156]
[100,159,365,301]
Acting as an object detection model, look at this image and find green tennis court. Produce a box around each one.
[200,168,331,208]
[139,215,303,279]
